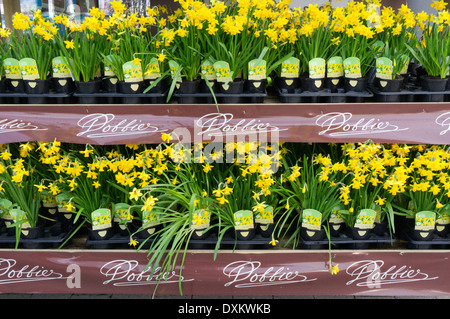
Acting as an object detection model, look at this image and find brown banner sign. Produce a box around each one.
[0,249,448,296]
[0,103,449,145]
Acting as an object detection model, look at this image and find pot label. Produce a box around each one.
[255,204,274,224]
[280,57,299,78]
[214,61,232,83]
[201,59,216,81]
[103,54,119,77]
[415,211,436,231]
[20,58,40,80]
[4,58,22,80]
[400,55,410,75]
[52,56,72,78]
[248,59,266,81]
[302,208,322,231]
[123,60,143,83]
[144,58,161,80]
[344,57,361,79]
[309,58,325,79]
[168,60,182,87]
[191,209,211,230]
[327,56,344,78]
[113,203,131,223]
[234,210,254,230]
[142,208,162,228]
[0,199,12,217]
[376,57,393,80]
[354,209,376,229]
[91,208,112,231]
[330,207,345,224]
[9,208,31,229]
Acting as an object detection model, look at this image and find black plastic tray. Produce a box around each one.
[87,229,274,250]
[174,90,267,104]
[73,90,168,104]
[369,85,450,102]
[0,222,77,249]
[274,84,373,103]
[300,229,396,250]
[0,91,75,104]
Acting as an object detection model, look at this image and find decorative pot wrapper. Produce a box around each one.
[19,58,40,81]
[213,60,232,83]
[0,198,12,221]
[308,58,326,79]
[41,192,57,208]
[344,57,362,79]
[255,205,274,224]
[354,209,376,229]
[123,60,143,83]
[415,211,436,231]
[168,59,182,88]
[327,56,344,78]
[302,208,322,231]
[191,208,211,230]
[234,210,254,230]
[329,206,345,225]
[201,59,216,82]
[144,57,161,80]
[4,58,22,80]
[248,58,266,81]
[113,202,132,224]
[91,208,112,231]
[9,208,31,229]
[280,57,300,78]
[52,56,72,78]
[376,57,393,80]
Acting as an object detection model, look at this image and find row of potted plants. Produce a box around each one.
[0,139,449,248]
[0,139,449,290]
[0,0,448,104]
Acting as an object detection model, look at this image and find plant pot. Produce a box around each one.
[329,221,345,237]
[102,77,119,93]
[435,219,450,237]
[24,79,50,94]
[244,79,267,93]
[178,79,200,94]
[421,76,448,92]
[344,77,368,92]
[372,220,388,236]
[405,222,434,241]
[6,78,24,93]
[191,226,211,240]
[145,77,169,94]
[301,77,325,92]
[118,81,144,94]
[236,227,255,241]
[219,78,244,94]
[75,79,102,104]
[301,226,326,241]
[20,221,45,240]
[274,76,301,93]
[256,222,274,238]
[374,76,403,92]
[88,225,114,241]
[52,77,74,93]
[347,226,372,240]
[326,77,344,93]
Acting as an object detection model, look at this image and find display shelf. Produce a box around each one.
[0,99,449,145]
[0,99,449,297]
[0,248,449,296]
